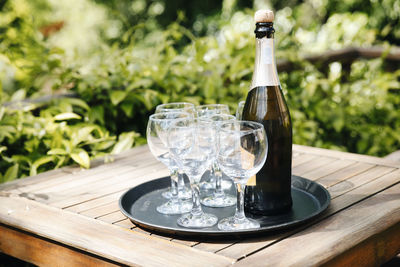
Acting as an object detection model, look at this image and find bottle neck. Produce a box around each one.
[250,36,280,90]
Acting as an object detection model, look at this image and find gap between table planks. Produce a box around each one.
[0,196,234,267]
[58,148,398,255]
[210,168,400,260]
[1,145,399,266]
[234,181,400,266]
[51,148,399,252]
[192,163,398,255]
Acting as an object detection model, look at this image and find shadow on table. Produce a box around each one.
[0,253,36,267]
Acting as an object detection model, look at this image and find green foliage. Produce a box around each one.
[283,60,400,156]
[0,0,399,183]
[0,98,142,182]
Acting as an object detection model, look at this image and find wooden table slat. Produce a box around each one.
[80,200,120,218]
[65,191,123,213]
[293,156,338,176]
[1,144,399,266]
[293,144,400,168]
[315,162,374,187]
[50,167,169,209]
[0,224,120,267]
[329,165,395,198]
[235,182,400,266]
[291,153,319,167]
[301,159,355,180]
[31,151,156,196]
[215,168,400,259]
[5,145,151,194]
[0,196,234,266]
[112,218,134,229]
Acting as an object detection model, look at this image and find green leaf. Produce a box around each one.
[89,105,104,124]
[48,148,68,155]
[0,107,5,120]
[63,98,90,111]
[110,90,127,106]
[54,112,81,121]
[120,102,133,117]
[71,125,97,146]
[0,146,7,154]
[70,149,90,169]
[0,125,16,135]
[4,164,19,182]
[94,140,115,150]
[30,156,55,176]
[11,89,26,101]
[111,132,136,155]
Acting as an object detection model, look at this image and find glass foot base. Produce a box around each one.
[199,179,232,191]
[217,216,260,231]
[162,187,192,200]
[177,212,218,228]
[201,194,236,208]
[156,200,192,215]
[179,187,192,199]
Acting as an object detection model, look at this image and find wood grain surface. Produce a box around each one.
[0,144,399,266]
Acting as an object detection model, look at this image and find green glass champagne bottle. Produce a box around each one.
[243,10,293,215]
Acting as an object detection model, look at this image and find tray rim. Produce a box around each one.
[119,176,331,237]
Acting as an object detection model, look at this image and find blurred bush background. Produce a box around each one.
[0,0,399,182]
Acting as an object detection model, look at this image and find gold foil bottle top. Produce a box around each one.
[254,10,274,23]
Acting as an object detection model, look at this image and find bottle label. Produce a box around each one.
[261,40,272,65]
[250,38,280,90]
[247,175,256,186]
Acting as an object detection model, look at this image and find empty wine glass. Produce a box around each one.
[156,102,195,115]
[155,102,195,200]
[168,117,218,228]
[196,104,230,118]
[147,112,192,214]
[196,103,231,191]
[200,114,236,208]
[217,120,267,230]
[235,101,245,120]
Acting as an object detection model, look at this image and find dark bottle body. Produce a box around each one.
[243,85,293,215]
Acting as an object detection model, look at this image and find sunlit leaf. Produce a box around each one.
[63,98,90,111]
[48,148,68,155]
[11,89,26,101]
[30,156,55,176]
[54,112,81,121]
[71,125,97,146]
[70,149,90,169]
[111,132,136,155]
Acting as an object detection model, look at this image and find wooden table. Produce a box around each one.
[1,144,399,266]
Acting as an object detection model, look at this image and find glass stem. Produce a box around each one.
[190,183,203,216]
[213,161,224,196]
[178,171,186,194]
[170,169,179,204]
[234,182,246,222]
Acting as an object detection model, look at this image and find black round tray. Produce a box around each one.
[119,175,330,239]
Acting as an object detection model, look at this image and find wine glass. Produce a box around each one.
[235,101,245,120]
[155,102,195,200]
[200,114,236,208]
[196,103,231,191]
[196,104,230,118]
[156,102,195,115]
[216,120,267,230]
[146,112,192,214]
[168,117,218,228]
